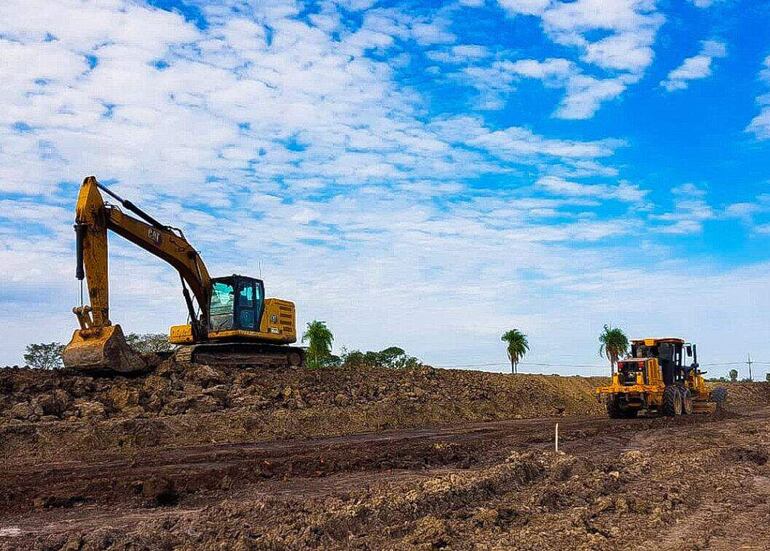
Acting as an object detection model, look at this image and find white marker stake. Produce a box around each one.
[555,423,559,453]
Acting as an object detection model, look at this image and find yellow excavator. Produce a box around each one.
[62,176,304,373]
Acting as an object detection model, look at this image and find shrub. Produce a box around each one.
[125,333,174,354]
[23,342,65,369]
[340,347,422,369]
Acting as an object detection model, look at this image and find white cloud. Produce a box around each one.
[507,58,573,80]
[556,74,632,119]
[652,183,715,234]
[582,29,656,72]
[477,0,665,118]
[460,57,633,119]
[426,44,489,64]
[462,124,623,159]
[498,0,552,16]
[688,0,727,7]
[723,194,770,234]
[539,0,664,73]
[661,40,727,92]
[490,0,663,117]
[536,176,648,203]
[747,56,770,140]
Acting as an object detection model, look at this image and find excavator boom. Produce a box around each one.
[63,176,210,372]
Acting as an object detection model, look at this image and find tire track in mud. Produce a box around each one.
[0,409,744,523]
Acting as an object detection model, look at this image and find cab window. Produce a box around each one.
[236,280,263,330]
[239,284,254,308]
[238,282,255,329]
[209,281,235,330]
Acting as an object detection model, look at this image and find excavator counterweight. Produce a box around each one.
[63,176,304,373]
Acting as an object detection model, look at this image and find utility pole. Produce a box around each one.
[747,353,754,382]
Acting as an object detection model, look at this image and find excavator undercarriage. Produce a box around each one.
[175,342,304,367]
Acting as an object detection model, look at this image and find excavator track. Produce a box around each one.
[175,343,305,368]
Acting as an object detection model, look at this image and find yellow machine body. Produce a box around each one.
[595,337,717,418]
[63,176,303,373]
[169,299,298,345]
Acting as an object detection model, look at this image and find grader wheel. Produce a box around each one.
[607,398,638,419]
[607,398,623,419]
[662,385,682,416]
[680,386,693,415]
[711,387,728,404]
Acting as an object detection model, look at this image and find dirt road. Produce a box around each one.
[2,406,769,550]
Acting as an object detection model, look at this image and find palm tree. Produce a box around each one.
[302,320,334,368]
[599,324,629,374]
[501,329,529,374]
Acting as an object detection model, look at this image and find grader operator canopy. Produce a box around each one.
[630,338,696,386]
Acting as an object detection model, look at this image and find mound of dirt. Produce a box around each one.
[0,362,608,423]
[3,363,770,465]
[21,408,770,551]
[0,361,606,462]
[713,381,770,409]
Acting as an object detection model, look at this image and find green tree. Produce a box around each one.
[765,373,770,383]
[125,333,174,354]
[24,342,65,369]
[302,320,334,368]
[501,329,529,374]
[729,369,738,382]
[377,346,419,369]
[598,324,629,374]
[339,347,422,369]
[340,349,367,368]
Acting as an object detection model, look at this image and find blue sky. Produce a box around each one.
[2,0,770,377]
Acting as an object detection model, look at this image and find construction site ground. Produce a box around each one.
[1,361,769,550]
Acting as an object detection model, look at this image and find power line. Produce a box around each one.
[435,361,609,371]
[434,359,770,372]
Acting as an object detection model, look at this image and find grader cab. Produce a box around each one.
[596,338,727,418]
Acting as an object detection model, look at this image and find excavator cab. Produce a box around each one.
[208,276,265,332]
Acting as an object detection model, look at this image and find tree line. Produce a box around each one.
[14,323,770,380]
[301,320,422,369]
[14,325,423,371]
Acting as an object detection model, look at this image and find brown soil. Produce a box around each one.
[0,362,607,464]
[1,363,768,550]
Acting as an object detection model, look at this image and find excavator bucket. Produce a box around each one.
[62,324,147,374]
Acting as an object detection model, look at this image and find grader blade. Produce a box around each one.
[692,400,716,414]
[62,324,147,374]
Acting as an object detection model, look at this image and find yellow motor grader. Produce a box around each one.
[596,338,727,418]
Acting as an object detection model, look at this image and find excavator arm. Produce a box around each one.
[63,176,211,372]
